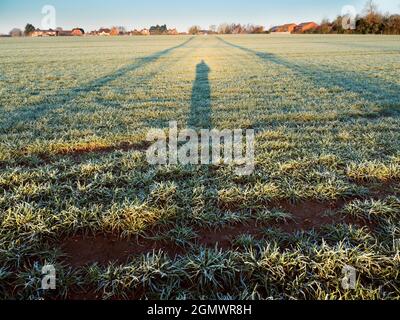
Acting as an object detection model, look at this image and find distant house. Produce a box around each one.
[269,26,281,33]
[281,23,297,33]
[31,29,59,37]
[198,30,211,35]
[129,28,150,36]
[30,28,84,37]
[294,22,319,33]
[167,28,178,35]
[58,30,72,36]
[98,28,111,36]
[129,29,140,35]
[270,23,297,34]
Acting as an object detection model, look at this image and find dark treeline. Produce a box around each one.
[309,1,400,35]
[194,1,400,35]
[149,24,168,35]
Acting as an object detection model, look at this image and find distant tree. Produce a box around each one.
[230,23,241,34]
[356,17,368,34]
[384,14,400,34]
[9,28,22,37]
[356,16,384,34]
[364,0,379,17]
[323,2,399,35]
[188,25,201,35]
[218,23,231,34]
[24,23,35,36]
[149,24,168,35]
[361,0,384,33]
[320,18,332,34]
[250,25,265,34]
[332,16,345,33]
[117,26,127,35]
[110,27,119,36]
[110,26,126,36]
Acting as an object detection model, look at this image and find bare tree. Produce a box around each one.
[248,24,265,34]
[117,26,127,34]
[364,0,378,16]
[385,14,400,34]
[24,23,35,36]
[230,23,243,34]
[362,0,383,31]
[188,25,201,35]
[218,23,231,34]
[320,18,332,34]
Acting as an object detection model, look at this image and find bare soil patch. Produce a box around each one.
[61,198,377,267]
[276,199,346,232]
[56,141,150,158]
[8,141,151,169]
[62,234,183,268]
[196,222,263,249]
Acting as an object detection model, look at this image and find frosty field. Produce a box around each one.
[0,34,399,299]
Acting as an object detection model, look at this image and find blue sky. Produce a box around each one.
[0,0,399,33]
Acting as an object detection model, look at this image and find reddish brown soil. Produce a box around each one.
[57,141,150,158]
[276,199,346,232]
[363,180,399,199]
[196,222,263,249]
[60,181,396,268]
[62,234,183,268]
[195,199,375,247]
[61,198,377,268]
[13,141,150,167]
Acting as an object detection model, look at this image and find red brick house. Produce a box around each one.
[294,22,319,33]
[32,28,85,37]
[270,23,297,34]
[281,23,297,33]
[167,28,178,35]
[31,29,59,37]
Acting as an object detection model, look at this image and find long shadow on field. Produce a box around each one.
[188,60,212,129]
[1,37,194,132]
[217,37,400,116]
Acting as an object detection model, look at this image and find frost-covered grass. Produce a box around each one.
[0,35,399,300]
